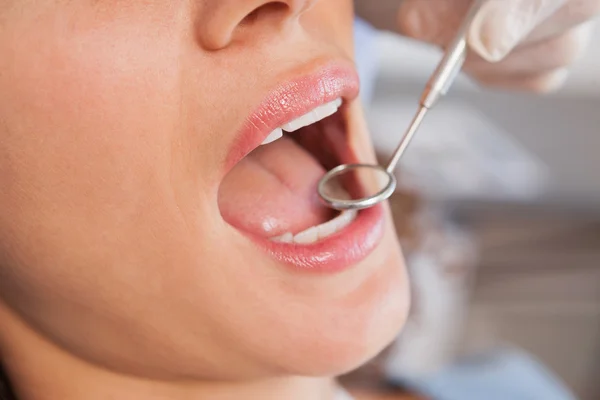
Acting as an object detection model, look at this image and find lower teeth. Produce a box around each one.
[265,141,355,245]
[270,209,358,245]
[270,186,356,245]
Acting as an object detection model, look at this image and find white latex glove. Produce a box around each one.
[395,0,600,92]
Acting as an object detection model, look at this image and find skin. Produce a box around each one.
[0,1,409,400]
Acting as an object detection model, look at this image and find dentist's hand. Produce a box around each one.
[395,0,600,92]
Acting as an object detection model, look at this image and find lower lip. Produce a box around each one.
[246,204,385,273]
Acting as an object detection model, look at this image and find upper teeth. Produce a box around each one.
[261,98,343,145]
[261,128,283,145]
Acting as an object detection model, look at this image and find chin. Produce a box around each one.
[260,218,410,378]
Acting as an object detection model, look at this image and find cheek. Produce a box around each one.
[0,10,221,308]
[0,17,232,365]
[1,21,180,180]
[0,12,182,236]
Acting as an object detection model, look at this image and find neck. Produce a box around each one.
[0,306,339,400]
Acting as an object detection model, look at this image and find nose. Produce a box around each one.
[196,0,318,50]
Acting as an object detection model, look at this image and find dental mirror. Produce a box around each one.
[318,107,425,211]
[318,163,397,211]
[317,0,486,211]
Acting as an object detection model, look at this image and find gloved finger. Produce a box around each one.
[465,21,594,76]
[396,0,568,57]
[395,0,600,47]
[472,68,571,93]
[467,0,568,62]
[397,0,471,47]
[524,0,600,42]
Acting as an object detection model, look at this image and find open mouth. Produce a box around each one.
[218,62,385,271]
[219,97,357,244]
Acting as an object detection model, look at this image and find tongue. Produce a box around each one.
[219,136,336,238]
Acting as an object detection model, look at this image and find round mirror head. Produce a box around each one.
[317,164,397,211]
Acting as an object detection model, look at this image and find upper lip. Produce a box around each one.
[225,59,360,170]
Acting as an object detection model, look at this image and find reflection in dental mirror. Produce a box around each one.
[318,164,396,211]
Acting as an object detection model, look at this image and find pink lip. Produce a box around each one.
[249,205,385,273]
[225,60,360,171]
[224,59,386,273]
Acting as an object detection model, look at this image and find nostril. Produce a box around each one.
[241,2,290,25]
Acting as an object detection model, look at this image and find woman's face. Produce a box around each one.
[0,0,408,379]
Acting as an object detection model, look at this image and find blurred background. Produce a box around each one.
[343,13,600,400]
